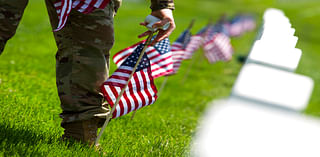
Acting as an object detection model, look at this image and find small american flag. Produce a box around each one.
[203,32,233,63]
[101,43,158,119]
[228,15,245,37]
[228,15,256,37]
[203,26,218,43]
[169,29,191,74]
[242,15,256,32]
[184,26,207,59]
[113,37,173,78]
[54,0,110,31]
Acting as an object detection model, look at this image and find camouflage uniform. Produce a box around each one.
[0,0,174,143]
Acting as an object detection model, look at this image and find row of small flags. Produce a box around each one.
[102,14,256,119]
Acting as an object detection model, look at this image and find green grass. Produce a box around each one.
[1,0,320,156]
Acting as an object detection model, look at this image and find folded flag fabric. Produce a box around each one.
[228,14,256,37]
[101,43,158,119]
[113,37,173,78]
[228,15,246,37]
[203,25,218,44]
[242,15,256,32]
[54,0,110,31]
[169,29,192,74]
[213,21,230,36]
[203,31,233,63]
[184,26,208,59]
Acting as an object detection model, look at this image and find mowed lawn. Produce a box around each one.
[1,0,320,156]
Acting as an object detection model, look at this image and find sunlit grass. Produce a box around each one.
[0,0,319,156]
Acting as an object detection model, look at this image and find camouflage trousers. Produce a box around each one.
[0,0,121,126]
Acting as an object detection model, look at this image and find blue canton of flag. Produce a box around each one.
[196,26,209,36]
[123,44,150,72]
[113,37,173,78]
[175,30,192,49]
[228,15,246,37]
[204,26,218,43]
[213,22,230,36]
[153,36,171,54]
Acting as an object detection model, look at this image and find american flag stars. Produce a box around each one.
[113,37,173,78]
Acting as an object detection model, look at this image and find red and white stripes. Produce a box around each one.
[102,66,157,119]
[54,0,110,31]
[203,33,233,63]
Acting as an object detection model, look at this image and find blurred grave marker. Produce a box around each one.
[192,8,317,157]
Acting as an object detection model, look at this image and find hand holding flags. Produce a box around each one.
[96,33,155,146]
[95,14,256,146]
[113,37,173,78]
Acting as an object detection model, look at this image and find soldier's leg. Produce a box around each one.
[0,0,28,54]
[45,0,119,144]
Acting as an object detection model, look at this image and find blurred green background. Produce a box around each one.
[0,0,319,156]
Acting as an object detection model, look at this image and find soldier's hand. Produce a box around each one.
[138,9,176,45]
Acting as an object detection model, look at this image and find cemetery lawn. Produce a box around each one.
[0,0,320,156]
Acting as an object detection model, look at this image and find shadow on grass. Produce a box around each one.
[0,122,90,156]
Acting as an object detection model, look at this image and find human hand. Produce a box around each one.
[138,9,176,45]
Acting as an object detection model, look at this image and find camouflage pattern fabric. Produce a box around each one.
[0,0,29,54]
[151,0,175,11]
[45,0,117,125]
[0,0,173,126]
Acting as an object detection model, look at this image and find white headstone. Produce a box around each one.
[192,98,320,157]
[247,40,301,71]
[231,63,313,110]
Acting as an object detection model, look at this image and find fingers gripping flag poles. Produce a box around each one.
[157,20,195,96]
[131,20,195,120]
[95,15,170,146]
[128,36,173,120]
[95,33,155,146]
[113,37,173,79]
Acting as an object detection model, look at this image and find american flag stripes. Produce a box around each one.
[203,32,233,63]
[228,15,245,37]
[54,0,110,31]
[113,37,173,78]
[228,15,256,37]
[169,29,192,74]
[242,15,256,32]
[101,43,158,119]
[184,26,208,59]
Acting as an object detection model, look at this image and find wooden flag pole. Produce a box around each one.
[95,32,154,146]
[181,51,198,84]
[159,19,196,91]
[155,19,196,91]
[157,76,169,96]
[188,19,196,30]
[131,19,196,120]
